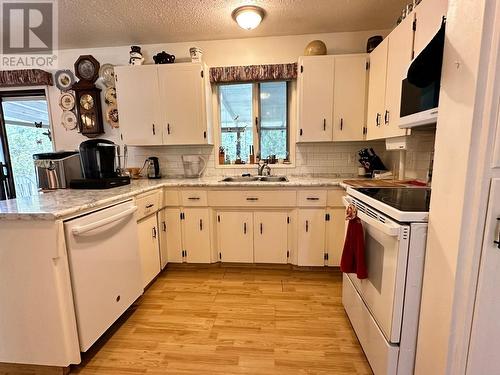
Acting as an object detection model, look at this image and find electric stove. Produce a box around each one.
[346,186,431,222]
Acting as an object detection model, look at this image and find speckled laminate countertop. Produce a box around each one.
[0,176,350,221]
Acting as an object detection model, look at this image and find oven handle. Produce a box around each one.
[72,206,137,236]
[342,196,400,237]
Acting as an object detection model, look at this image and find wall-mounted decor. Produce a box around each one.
[0,69,53,87]
[99,64,115,87]
[72,55,104,137]
[304,40,327,56]
[61,110,78,130]
[59,92,75,111]
[105,105,119,128]
[55,69,75,91]
[129,46,145,65]
[104,87,116,105]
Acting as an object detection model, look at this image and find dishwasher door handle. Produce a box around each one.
[72,206,138,236]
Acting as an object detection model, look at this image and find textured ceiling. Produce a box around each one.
[58,0,408,49]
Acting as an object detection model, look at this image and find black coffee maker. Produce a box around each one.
[70,139,130,189]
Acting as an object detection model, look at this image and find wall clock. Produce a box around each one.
[72,55,104,137]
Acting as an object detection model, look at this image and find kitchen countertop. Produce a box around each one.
[0,176,350,221]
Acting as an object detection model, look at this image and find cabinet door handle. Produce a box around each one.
[376,113,381,126]
[305,220,309,233]
[188,197,200,200]
[167,123,171,134]
[162,221,166,232]
[152,226,157,238]
[244,222,247,234]
[384,110,389,125]
[494,218,500,248]
[323,118,326,131]
[340,118,343,131]
[145,203,154,208]
[199,219,203,231]
[307,197,320,201]
[152,124,155,135]
[260,223,263,234]
[246,197,259,201]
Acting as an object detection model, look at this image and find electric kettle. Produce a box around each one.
[146,157,161,179]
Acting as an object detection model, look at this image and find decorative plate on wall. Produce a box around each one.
[99,64,115,87]
[104,87,116,105]
[55,70,75,91]
[61,110,77,130]
[105,105,119,128]
[59,92,75,111]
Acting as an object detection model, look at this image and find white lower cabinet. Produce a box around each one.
[253,211,289,264]
[326,208,346,266]
[182,208,211,263]
[159,208,183,265]
[297,209,326,266]
[137,214,161,287]
[217,211,254,262]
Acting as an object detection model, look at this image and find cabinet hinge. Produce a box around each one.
[203,131,207,139]
[287,217,290,224]
[115,74,118,82]
[366,61,370,70]
[182,250,185,257]
[201,70,204,78]
[287,250,290,258]
[300,65,303,73]
[180,212,185,220]
[120,134,123,141]
[325,213,330,221]
[413,19,417,31]
[217,215,220,222]
[324,253,329,260]
[363,127,367,135]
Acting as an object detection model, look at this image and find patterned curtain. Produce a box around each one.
[209,63,297,83]
[0,69,53,87]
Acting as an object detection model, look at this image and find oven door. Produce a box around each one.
[343,196,410,344]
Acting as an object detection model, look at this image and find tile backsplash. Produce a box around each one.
[126,141,390,178]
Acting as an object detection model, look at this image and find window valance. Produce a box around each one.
[0,69,53,87]
[209,63,297,83]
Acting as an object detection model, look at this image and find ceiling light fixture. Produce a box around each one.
[232,5,265,30]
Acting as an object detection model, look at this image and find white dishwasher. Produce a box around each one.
[64,200,143,352]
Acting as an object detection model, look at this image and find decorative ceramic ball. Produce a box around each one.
[304,40,327,56]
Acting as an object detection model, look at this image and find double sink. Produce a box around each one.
[220,175,289,183]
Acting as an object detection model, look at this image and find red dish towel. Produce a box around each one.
[340,204,368,279]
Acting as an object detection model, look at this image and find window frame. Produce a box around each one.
[216,81,291,167]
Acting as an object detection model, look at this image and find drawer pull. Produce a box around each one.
[244,222,247,234]
[162,221,166,232]
[260,223,263,234]
[145,203,154,208]
[307,197,320,201]
[188,197,200,200]
[306,220,309,232]
[246,197,259,201]
[199,219,203,231]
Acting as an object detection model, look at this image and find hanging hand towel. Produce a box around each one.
[340,204,368,279]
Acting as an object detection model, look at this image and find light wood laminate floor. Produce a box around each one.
[71,264,372,375]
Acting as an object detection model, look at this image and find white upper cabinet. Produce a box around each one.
[413,0,448,58]
[366,38,389,141]
[158,64,210,145]
[333,54,368,141]
[384,13,415,139]
[115,62,212,146]
[114,65,163,145]
[297,56,335,142]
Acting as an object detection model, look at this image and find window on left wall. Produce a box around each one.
[218,81,289,165]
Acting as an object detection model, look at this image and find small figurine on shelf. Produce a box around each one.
[219,146,225,165]
[153,51,175,64]
[129,46,144,66]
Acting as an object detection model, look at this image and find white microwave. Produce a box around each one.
[398,78,440,128]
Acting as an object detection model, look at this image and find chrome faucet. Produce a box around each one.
[257,160,271,176]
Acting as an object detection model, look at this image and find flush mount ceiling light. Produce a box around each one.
[232,5,265,30]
